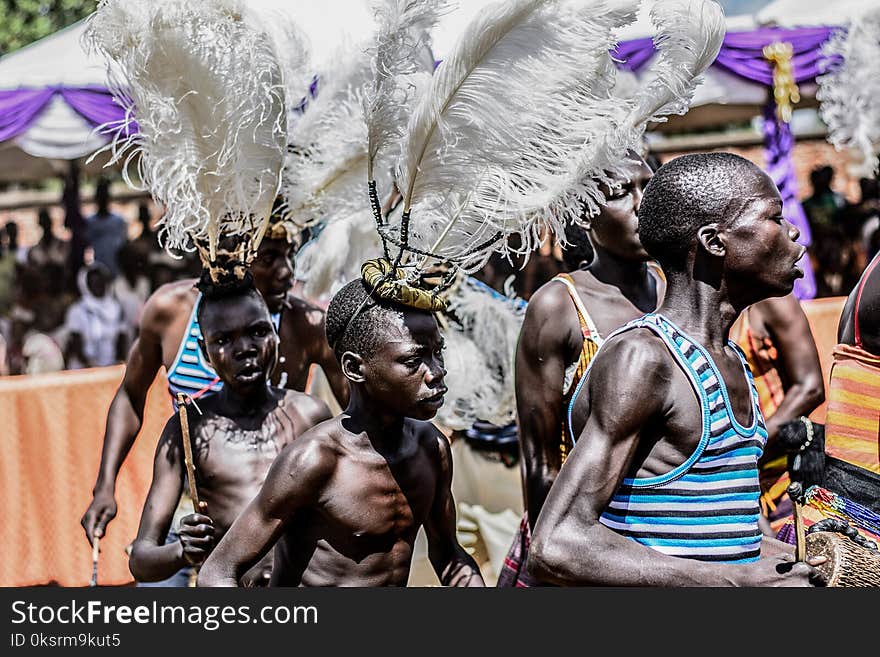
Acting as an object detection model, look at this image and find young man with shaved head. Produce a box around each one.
[530,153,827,586]
[198,279,484,587]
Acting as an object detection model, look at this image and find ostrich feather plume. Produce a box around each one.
[817,11,880,176]
[546,0,724,233]
[364,0,450,183]
[436,276,526,430]
[383,0,641,274]
[85,0,287,260]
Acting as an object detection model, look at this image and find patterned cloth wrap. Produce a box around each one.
[361,258,447,312]
[496,514,543,588]
[775,485,880,546]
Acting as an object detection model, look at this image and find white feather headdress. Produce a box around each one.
[365,0,723,292]
[292,1,444,301]
[85,0,288,268]
[817,11,880,177]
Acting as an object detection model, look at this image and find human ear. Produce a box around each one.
[198,337,209,362]
[341,351,366,383]
[697,224,726,258]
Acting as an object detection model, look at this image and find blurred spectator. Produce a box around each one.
[85,178,127,278]
[6,274,66,377]
[63,262,127,370]
[802,165,846,235]
[850,177,880,257]
[0,222,22,316]
[64,161,88,291]
[114,242,150,344]
[811,228,861,298]
[27,208,70,292]
[3,220,27,263]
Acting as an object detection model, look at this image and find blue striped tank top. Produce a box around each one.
[167,293,281,405]
[568,313,767,563]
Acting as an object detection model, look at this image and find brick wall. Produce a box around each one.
[659,138,865,203]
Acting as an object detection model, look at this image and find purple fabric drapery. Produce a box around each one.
[612,27,841,79]
[763,100,816,299]
[612,26,842,300]
[0,85,135,143]
[0,87,55,142]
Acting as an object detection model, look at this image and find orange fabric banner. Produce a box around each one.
[0,366,172,587]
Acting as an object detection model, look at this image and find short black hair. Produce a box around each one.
[195,271,265,329]
[325,278,406,361]
[562,221,594,271]
[637,152,769,271]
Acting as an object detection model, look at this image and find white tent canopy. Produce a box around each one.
[0,0,502,183]
[0,21,114,181]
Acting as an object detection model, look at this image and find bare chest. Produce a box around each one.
[322,455,437,543]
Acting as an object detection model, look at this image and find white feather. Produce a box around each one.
[388,0,640,274]
[543,0,724,231]
[364,0,450,182]
[85,0,287,258]
[283,41,382,228]
[296,210,383,301]
[817,11,880,176]
[437,276,526,430]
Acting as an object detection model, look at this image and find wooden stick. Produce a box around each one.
[177,393,203,588]
[90,536,100,587]
[177,393,200,509]
[788,482,806,562]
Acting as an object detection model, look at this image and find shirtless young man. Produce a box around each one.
[129,276,331,586]
[81,228,350,546]
[530,153,826,586]
[499,154,661,586]
[198,279,484,586]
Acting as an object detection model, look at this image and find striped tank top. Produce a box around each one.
[569,313,767,563]
[167,293,281,405]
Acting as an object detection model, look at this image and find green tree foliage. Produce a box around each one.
[0,0,97,57]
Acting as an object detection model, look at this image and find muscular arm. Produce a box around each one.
[528,336,814,587]
[423,430,485,587]
[514,283,579,530]
[759,295,825,450]
[198,435,335,587]
[81,289,178,544]
[128,418,189,582]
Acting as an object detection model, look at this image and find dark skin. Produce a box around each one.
[516,156,663,529]
[129,292,331,585]
[81,237,350,546]
[838,251,880,354]
[198,309,485,587]
[529,168,828,586]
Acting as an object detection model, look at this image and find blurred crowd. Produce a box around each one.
[1,159,878,378]
[805,165,880,298]
[0,173,201,376]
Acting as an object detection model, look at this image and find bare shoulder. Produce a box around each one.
[520,278,579,344]
[278,388,332,426]
[271,416,344,483]
[140,279,198,333]
[589,328,674,387]
[284,294,326,334]
[413,421,452,468]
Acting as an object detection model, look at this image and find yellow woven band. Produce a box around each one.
[361,258,447,312]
